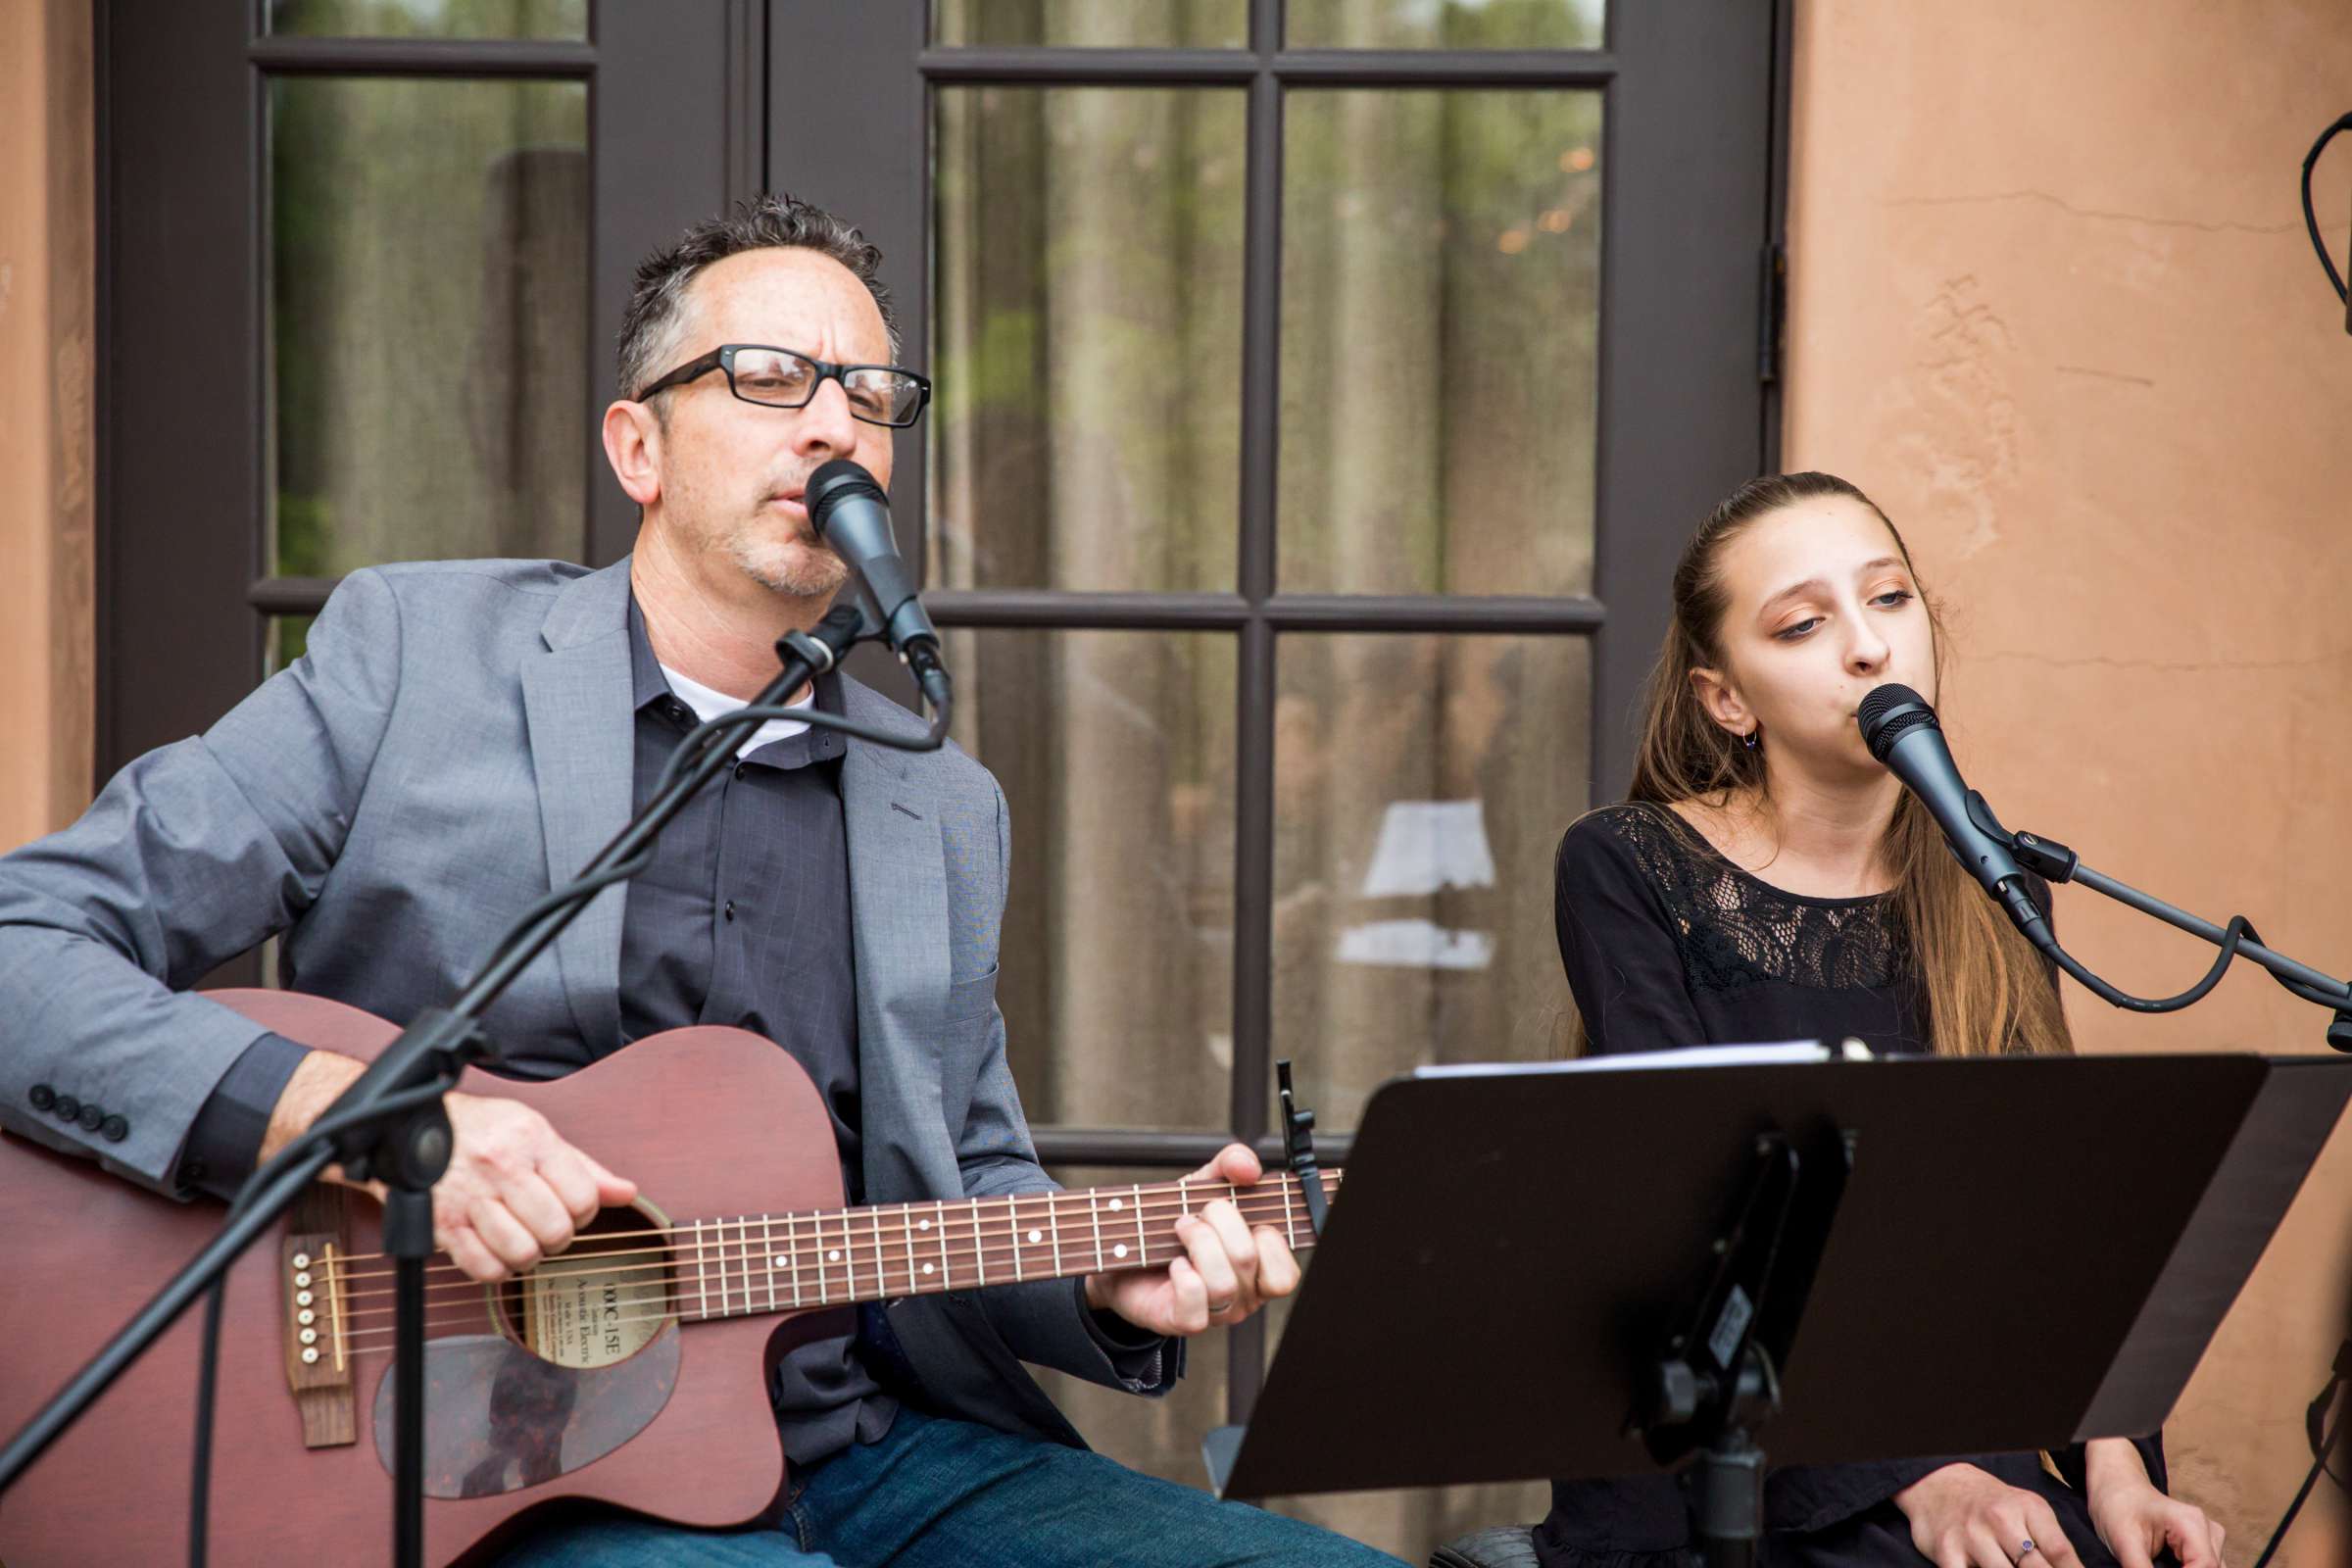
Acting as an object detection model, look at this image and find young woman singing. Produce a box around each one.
[1540,473,2224,1568]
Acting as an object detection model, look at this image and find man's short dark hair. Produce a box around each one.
[615,192,899,404]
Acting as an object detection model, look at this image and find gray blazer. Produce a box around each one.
[0,556,1174,1445]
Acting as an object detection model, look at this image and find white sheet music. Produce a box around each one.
[1412,1039,1863,1078]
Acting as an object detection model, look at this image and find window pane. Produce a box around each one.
[1280,90,1601,596]
[932,0,1246,49]
[1285,0,1603,50]
[1033,1166,1232,1488]
[932,87,1245,593]
[270,0,587,38]
[947,629,1237,1131]
[1271,633,1591,1132]
[270,76,588,577]
[1258,1290,1554,1558]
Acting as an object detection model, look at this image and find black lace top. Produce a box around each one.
[1536,804,2163,1568]
[1553,801,1930,1059]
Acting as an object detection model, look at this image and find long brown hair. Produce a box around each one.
[1572,471,2071,1058]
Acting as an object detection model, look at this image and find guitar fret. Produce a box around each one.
[815,1214,830,1305]
[763,1216,778,1313]
[1047,1193,1063,1277]
[871,1207,887,1305]
[740,1217,756,1318]
[972,1201,987,1286]
[1133,1183,1147,1262]
[840,1210,855,1304]
[694,1220,710,1322]
[936,1200,951,1292]
[903,1203,919,1296]
[787,1213,804,1308]
[1011,1195,1025,1283]
[1088,1189,1106,1275]
[1280,1176,1296,1250]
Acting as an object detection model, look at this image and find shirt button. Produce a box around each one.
[28,1083,55,1111]
[102,1114,129,1143]
[78,1102,105,1132]
[734,761,747,780]
[53,1093,80,1122]
[723,901,736,922]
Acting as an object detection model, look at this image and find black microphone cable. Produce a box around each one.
[2303,111,2350,305]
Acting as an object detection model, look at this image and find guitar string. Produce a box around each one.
[320,1232,1322,1352]
[316,1185,1338,1318]
[318,1203,1326,1325]
[311,1174,1344,1297]
[314,1173,1342,1277]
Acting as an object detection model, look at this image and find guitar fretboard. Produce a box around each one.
[669,1169,1343,1323]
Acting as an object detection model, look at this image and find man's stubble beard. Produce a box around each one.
[724,519,852,601]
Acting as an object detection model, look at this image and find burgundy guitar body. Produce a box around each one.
[0,990,846,1566]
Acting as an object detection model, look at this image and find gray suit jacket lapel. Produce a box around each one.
[519,559,636,1057]
[841,682,953,1203]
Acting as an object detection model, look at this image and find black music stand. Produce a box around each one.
[1204,1047,2352,1562]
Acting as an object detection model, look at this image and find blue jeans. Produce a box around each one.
[495,1407,1407,1567]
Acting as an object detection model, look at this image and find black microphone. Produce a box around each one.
[1855,683,2054,952]
[806,459,948,694]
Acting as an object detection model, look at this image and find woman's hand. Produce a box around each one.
[1893,1464,2085,1568]
[2082,1439,2225,1568]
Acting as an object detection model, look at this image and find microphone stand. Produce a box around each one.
[1959,795,2352,1044]
[0,605,890,1566]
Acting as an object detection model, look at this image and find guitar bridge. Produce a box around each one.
[281,1186,355,1448]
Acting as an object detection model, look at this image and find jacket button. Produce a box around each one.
[78,1102,106,1132]
[102,1114,129,1143]
[28,1083,55,1111]
[53,1093,80,1121]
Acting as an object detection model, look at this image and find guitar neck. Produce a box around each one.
[671,1168,1344,1323]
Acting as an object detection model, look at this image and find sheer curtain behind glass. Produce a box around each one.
[270,76,589,593]
[934,67,1247,1136]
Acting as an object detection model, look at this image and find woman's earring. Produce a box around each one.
[1741,727,1760,751]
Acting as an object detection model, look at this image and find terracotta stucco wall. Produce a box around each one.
[1784,1,2352,1557]
[0,0,95,848]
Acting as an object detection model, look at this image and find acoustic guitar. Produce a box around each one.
[0,989,1341,1565]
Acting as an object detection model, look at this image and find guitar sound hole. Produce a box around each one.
[488,1198,678,1370]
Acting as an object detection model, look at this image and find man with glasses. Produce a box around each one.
[0,194,1401,1565]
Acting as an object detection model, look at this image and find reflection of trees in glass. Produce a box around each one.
[270,75,587,581]
[1282,88,1601,596]
[270,0,585,40]
[933,85,1244,594]
[1287,0,1605,50]
[933,0,1245,49]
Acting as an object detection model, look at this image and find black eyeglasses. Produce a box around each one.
[632,344,932,428]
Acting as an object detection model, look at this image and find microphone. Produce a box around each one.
[1855,684,2054,952]
[805,459,948,695]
